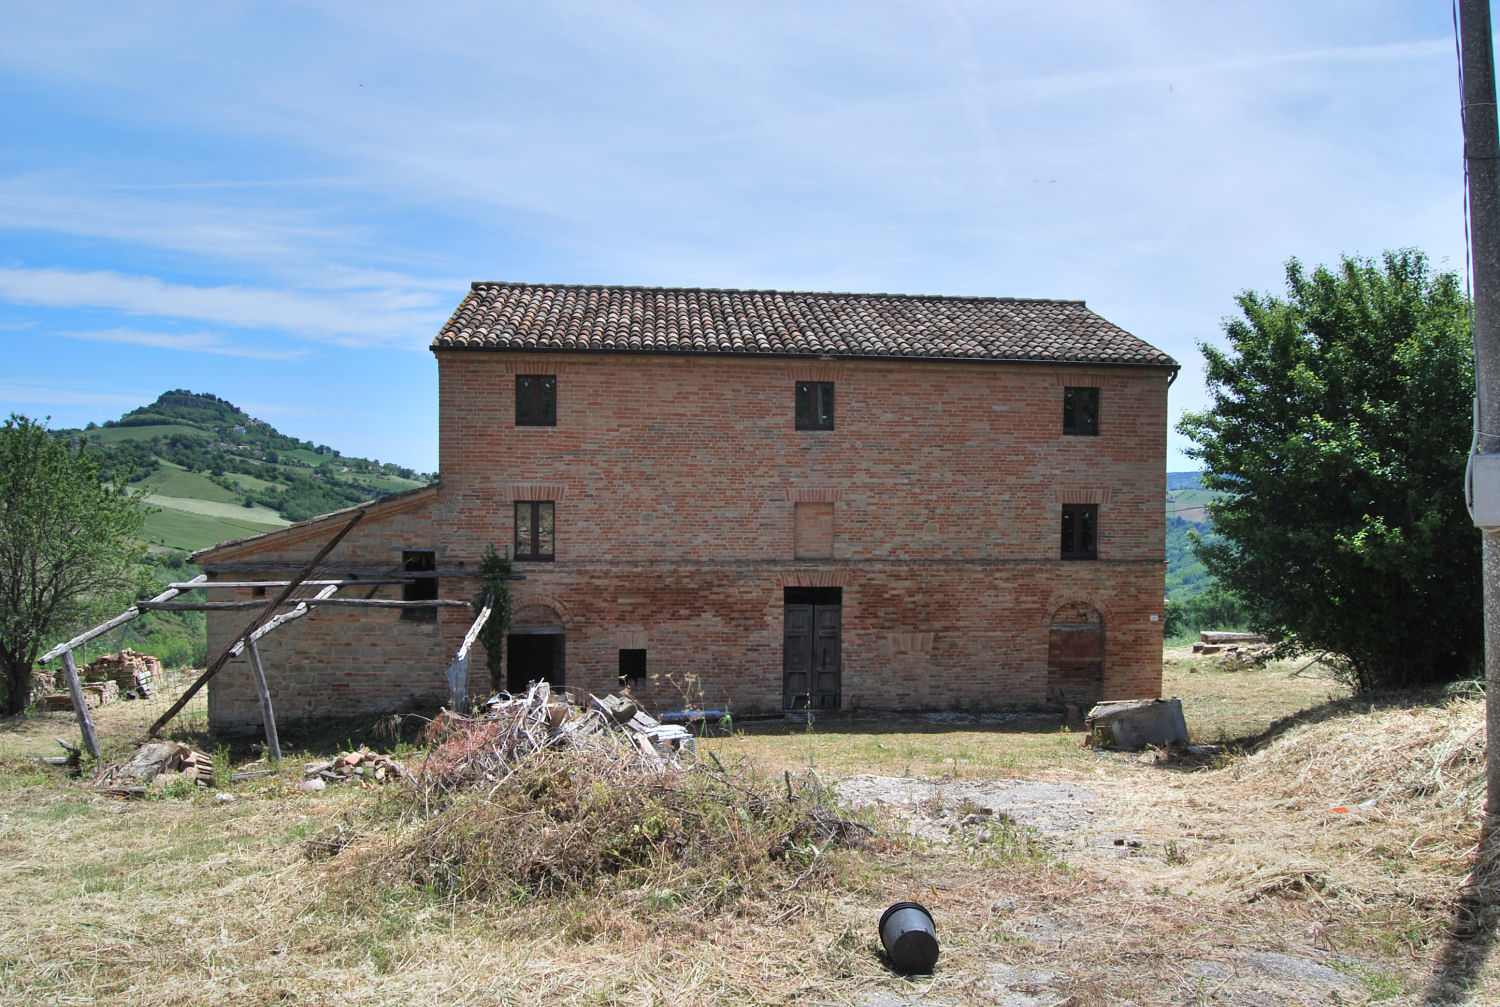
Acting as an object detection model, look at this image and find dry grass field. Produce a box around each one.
[0,648,1492,1006]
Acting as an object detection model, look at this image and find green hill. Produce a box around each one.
[40,392,435,669]
[62,390,433,551]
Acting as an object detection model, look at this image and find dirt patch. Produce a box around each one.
[834,775,1101,843]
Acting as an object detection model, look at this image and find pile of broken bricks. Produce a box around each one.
[97,741,214,796]
[300,751,406,791]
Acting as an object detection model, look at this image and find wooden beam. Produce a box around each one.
[60,652,100,759]
[40,575,209,664]
[138,598,468,611]
[229,584,339,657]
[150,511,365,736]
[165,578,413,590]
[245,639,281,761]
[196,562,490,578]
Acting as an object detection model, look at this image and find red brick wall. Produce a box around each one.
[432,351,1170,714]
[202,353,1170,728]
[201,489,470,731]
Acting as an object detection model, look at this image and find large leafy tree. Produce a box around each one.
[0,416,148,715]
[1179,251,1480,692]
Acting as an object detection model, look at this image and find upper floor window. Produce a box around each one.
[796,382,835,430]
[401,549,438,621]
[516,375,557,426]
[1060,503,1098,560]
[515,501,555,561]
[1063,386,1099,436]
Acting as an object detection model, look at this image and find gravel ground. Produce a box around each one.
[832,774,1103,843]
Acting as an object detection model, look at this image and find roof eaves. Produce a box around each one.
[190,482,440,564]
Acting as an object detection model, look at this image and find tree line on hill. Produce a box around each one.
[76,391,431,523]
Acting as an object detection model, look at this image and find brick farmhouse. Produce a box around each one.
[195,282,1178,731]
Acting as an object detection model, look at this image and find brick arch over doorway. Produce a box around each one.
[1045,601,1104,711]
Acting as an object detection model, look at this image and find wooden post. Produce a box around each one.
[150,510,365,736]
[60,651,100,760]
[446,597,493,709]
[245,639,281,761]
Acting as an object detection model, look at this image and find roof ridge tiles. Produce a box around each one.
[467,279,1088,307]
[439,281,1179,369]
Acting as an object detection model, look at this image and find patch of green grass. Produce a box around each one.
[145,492,288,524]
[86,423,205,444]
[139,464,240,503]
[141,506,285,552]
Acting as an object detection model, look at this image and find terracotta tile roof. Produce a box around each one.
[432,282,1176,368]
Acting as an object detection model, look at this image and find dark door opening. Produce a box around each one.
[507,632,565,694]
[1046,604,1104,709]
[784,587,841,710]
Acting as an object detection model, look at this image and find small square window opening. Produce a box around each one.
[1063,387,1099,435]
[1060,504,1098,560]
[618,648,646,685]
[515,501,556,560]
[795,382,835,430]
[401,549,438,621]
[516,375,557,426]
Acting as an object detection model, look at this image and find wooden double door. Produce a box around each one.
[783,588,841,710]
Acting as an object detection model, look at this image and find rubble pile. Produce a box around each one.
[412,682,694,798]
[98,741,214,795]
[302,750,406,789]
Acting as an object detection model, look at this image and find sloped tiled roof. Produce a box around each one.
[432,282,1176,368]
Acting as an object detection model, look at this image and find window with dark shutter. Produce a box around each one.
[516,375,557,426]
[1060,504,1098,560]
[795,382,835,430]
[1063,387,1099,436]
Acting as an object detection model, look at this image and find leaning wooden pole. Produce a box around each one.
[245,639,281,761]
[149,510,366,736]
[59,651,100,759]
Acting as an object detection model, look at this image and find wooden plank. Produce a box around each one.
[166,578,413,589]
[137,598,469,611]
[245,639,281,761]
[150,511,366,736]
[60,652,100,760]
[196,563,494,578]
[39,575,209,664]
[230,584,339,657]
[456,597,493,662]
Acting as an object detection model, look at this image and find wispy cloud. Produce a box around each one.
[56,328,306,360]
[0,267,446,349]
[0,379,150,411]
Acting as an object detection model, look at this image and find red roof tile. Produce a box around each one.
[432,282,1176,368]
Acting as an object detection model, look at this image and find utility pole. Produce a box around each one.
[1460,0,1500,821]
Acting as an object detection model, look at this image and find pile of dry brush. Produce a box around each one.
[318,685,874,916]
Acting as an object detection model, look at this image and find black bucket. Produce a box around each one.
[878,901,939,973]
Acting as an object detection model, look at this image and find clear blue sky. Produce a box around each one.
[0,1,1471,472]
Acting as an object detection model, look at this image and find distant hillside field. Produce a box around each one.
[60,389,433,553]
[1165,471,1221,601]
[34,391,437,671]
